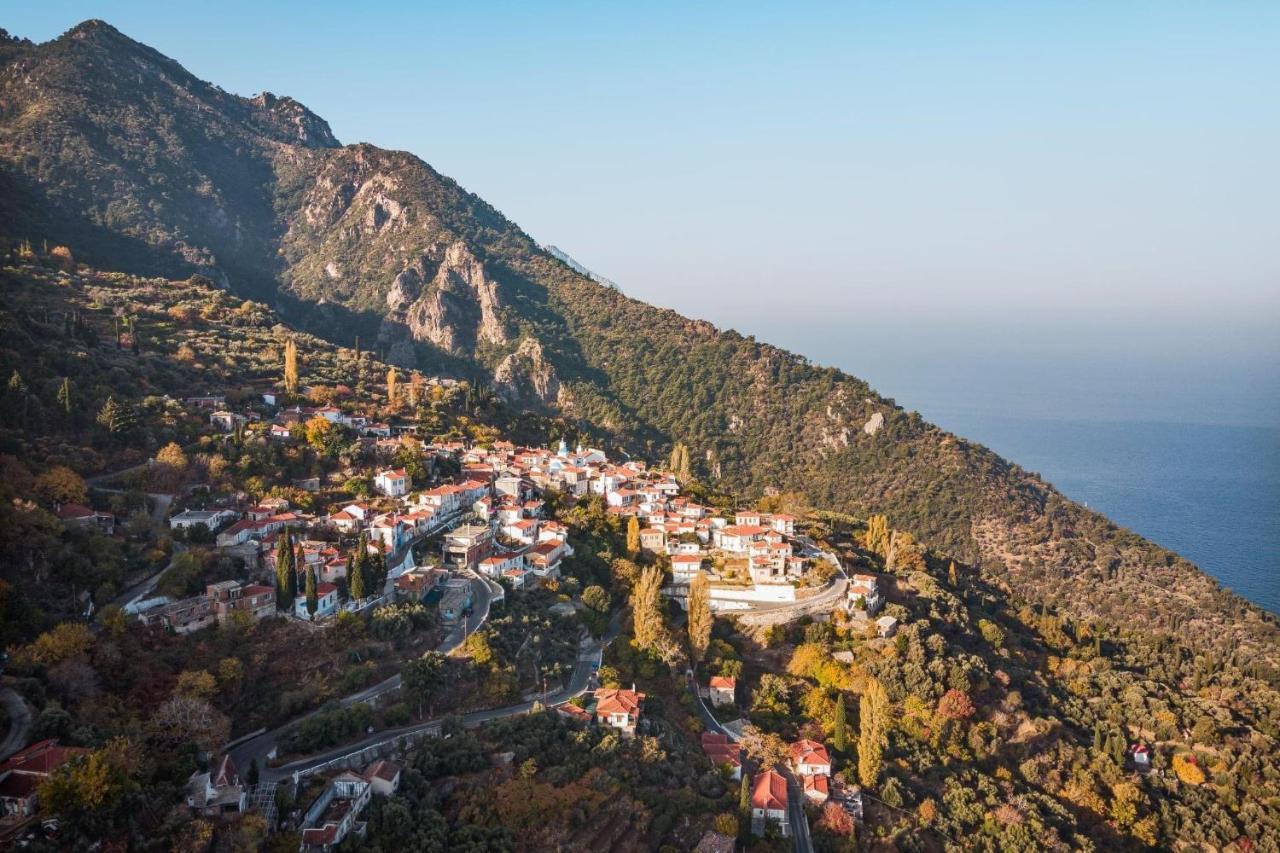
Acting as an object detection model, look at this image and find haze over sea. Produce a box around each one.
[757,319,1280,616]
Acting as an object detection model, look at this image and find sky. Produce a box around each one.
[8,1,1280,425]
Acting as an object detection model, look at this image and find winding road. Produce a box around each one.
[234,610,619,782]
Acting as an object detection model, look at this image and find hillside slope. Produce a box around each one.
[1,20,1275,667]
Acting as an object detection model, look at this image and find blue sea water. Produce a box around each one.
[923,413,1280,615]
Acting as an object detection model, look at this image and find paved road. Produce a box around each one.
[244,611,620,782]
[0,687,33,762]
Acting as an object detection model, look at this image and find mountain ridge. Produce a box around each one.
[2,19,1276,667]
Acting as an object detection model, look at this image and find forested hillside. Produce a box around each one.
[1,19,1276,675]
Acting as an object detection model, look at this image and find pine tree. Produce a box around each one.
[349,536,367,601]
[96,396,136,435]
[305,565,318,617]
[626,515,640,555]
[283,338,299,395]
[687,571,712,663]
[833,693,849,754]
[275,530,296,610]
[858,679,888,787]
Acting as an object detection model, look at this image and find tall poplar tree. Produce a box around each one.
[687,571,712,663]
[631,565,665,651]
[859,679,888,787]
[386,366,398,408]
[626,515,640,555]
[283,338,299,395]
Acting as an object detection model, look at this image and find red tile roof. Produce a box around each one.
[595,688,645,717]
[752,769,789,810]
[789,738,831,768]
[709,676,736,690]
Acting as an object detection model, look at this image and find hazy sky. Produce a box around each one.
[9,1,1280,425]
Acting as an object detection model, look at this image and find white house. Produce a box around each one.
[672,554,703,583]
[708,676,736,707]
[789,739,832,777]
[169,509,237,531]
[295,582,339,620]
[374,468,410,497]
[594,688,645,737]
[751,770,790,837]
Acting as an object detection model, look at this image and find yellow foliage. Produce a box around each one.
[1172,753,1206,785]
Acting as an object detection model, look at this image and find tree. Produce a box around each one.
[349,538,368,601]
[305,565,318,617]
[669,442,691,481]
[275,530,296,610]
[56,377,72,418]
[935,688,976,722]
[631,565,665,651]
[35,466,88,506]
[175,670,218,700]
[247,758,260,786]
[625,515,640,555]
[96,396,136,435]
[948,561,959,587]
[832,692,849,754]
[738,773,751,839]
[283,337,299,395]
[153,442,189,489]
[387,366,398,408]
[305,415,334,450]
[862,514,890,557]
[1172,753,1205,785]
[581,585,610,613]
[403,651,445,718]
[858,679,889,787]
[741,724,789,768]
[687,571,712,663]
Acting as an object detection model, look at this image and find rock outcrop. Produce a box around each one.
[493,337,561,408]
[378,241,509,365]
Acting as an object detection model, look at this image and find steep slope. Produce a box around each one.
[0,21,1275,668]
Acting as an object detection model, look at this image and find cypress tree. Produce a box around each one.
[275,530,296,610]
[305,565,318,617]
[833,693,849,755]
[349,536,367,601]
[738,773,751,839]
[1093,727,1104,753]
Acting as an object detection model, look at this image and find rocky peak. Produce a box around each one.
[247,91,339,149]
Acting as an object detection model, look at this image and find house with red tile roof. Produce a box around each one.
[802,772,830,804]
[0,740,88,818]
[56,503,115,534]
[708,676,736,707]
[751,769,790,836]
[185,753,246,816]
[374,468,409,497]
[700,732,743,780]
[594,688,646,737]
[789,739,832,777]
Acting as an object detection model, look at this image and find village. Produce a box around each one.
[4,380,906,852]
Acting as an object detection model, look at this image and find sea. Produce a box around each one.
[920,412,1280,615]
[756,320,1280,616]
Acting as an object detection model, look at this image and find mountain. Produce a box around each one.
[543,245,621,290]
[1,20,1276,668]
